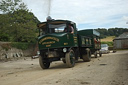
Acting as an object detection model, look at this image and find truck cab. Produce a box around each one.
[38,20,78,48]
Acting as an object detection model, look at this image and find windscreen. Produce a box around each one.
[49,24,66,33]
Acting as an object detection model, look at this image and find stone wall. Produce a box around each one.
[0,47,23,60]
[0,42,37,60]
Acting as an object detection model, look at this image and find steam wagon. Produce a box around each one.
[37,19,101,69]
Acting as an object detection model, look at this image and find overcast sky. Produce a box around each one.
[22,0,128,29]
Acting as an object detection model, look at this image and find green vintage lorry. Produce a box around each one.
[37,19,101,69]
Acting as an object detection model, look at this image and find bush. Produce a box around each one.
[11,42,32,50]
[0,34,10,41]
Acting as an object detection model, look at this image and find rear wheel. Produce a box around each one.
[82,49,91,62]
[65,50,75,68]
[39,55,50,69]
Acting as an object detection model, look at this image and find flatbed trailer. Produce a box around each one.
[78,29,102,57]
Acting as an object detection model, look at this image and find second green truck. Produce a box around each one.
[37,19,101,69]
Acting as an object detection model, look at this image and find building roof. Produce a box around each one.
[114,32,128,40]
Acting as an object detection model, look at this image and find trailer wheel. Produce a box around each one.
[94,51,98,58]
[82,49,91,62]
[39,55,50,69]
[99,51,102,57]
[65,50,75,67]
[62,58,66,63]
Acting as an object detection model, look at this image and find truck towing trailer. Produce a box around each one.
[37,19,101,69]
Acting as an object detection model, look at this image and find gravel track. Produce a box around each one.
[0,50,128,85]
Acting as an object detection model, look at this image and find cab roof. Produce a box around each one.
[37,20,75,28]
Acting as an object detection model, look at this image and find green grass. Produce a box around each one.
[101,36,116,46]
[101,41,113,46]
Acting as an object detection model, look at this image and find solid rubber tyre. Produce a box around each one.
[94,51,98,58]
[62,58,66,63]
[65,50,75,68]
[99,51,102,57]
[82,50,91,62]
[39,55,50,69]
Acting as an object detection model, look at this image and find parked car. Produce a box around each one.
[100,44,110,54]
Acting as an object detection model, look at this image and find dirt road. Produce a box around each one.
[0,50,128,85]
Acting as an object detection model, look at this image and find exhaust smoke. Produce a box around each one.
[43,0,53,19]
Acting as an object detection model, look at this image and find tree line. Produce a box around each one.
[96,28,128,38]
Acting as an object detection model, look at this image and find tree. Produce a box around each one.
[0,0,40,42]
[108,28,115,36]
[96,28,108,38]
[9,10,40,42]
[0,14,11,41]
[0,0,27,13]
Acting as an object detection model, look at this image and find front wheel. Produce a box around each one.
[65,50,75,68]
[39,55,50,69]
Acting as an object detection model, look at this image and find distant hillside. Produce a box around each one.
[95,28,128,39]
[101,36,115,42]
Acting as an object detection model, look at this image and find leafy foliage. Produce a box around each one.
[0,0,40,42]
[11,42,31,50]
[0,0,27,13]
